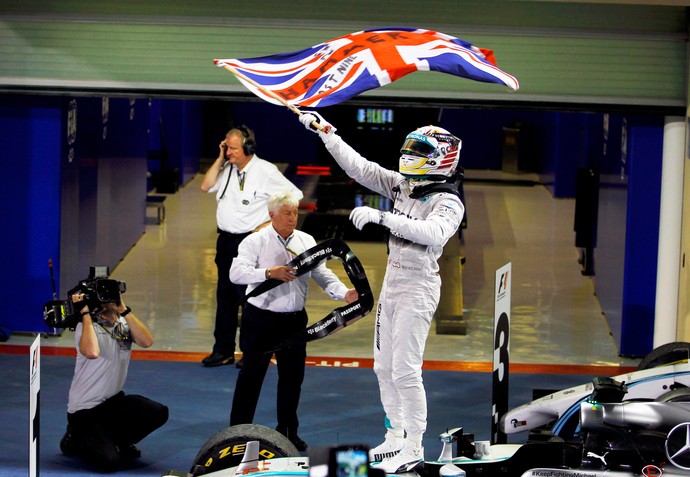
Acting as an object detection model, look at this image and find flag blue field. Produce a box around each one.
[215,27,519,107]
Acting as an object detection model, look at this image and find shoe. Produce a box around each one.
[289,434,308,452]
[235,357,244,369]
[277,428,308,451]
[369,431,404,462]
[373,445,423,474]
[118,443,141,460]
[60,426,78,456]
[202,352,235,367]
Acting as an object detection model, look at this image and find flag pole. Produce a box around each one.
[220,64,325,132]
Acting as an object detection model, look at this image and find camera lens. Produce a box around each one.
[96,279,120,302]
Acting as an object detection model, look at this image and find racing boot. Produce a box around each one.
[369,429,404,462]
[373,442,423,474]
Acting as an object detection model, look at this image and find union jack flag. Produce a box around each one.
[214,27,519,108]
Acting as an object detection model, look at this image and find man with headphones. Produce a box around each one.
[201,125,303,368]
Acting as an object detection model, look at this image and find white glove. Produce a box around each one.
[349,206,385,231]
[298,111,337,138]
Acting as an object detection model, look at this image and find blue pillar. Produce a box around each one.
[0,97,62,333]
[619,117,664,356]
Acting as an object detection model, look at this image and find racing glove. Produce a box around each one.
[349,206,386,231]
[380,207,458,247]
[299,111,337,139]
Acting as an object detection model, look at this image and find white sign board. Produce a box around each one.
[491,263,511,444]
[30,335,40,477]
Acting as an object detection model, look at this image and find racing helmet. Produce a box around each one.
[399,125,461,180]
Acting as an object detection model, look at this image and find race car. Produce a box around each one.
[164,343,690,477]
[502,341,690,439]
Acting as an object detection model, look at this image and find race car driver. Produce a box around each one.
[299,112,465,474]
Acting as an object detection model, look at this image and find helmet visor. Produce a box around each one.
[400,132,438,158]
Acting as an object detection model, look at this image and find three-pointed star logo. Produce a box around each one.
[666,422,690,469]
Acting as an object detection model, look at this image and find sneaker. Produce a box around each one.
[373,445,423,474]
[60,426,78,456]
[201,352,235,367]
[369,432,404,462]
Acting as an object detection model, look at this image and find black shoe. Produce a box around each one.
[60,427,78,456]
[202,352,235,367]
[289,434,308,452]
[118,443,141,460]
[277,428,308,451]
[235,357,244,369]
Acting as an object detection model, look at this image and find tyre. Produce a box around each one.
[656,387,690,402]
[637,342,690,370]
[190,424,300,476]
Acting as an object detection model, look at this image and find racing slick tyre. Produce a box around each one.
[638,342,690,370]
[190,424,300,476]
[656,387,690,402]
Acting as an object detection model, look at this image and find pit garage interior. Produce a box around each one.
[2,1,690,475]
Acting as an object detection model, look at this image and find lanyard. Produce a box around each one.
[96,319,130,342]
[278,234,298,257]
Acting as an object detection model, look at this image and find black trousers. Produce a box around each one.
[230,303,307,433]
[67,391,168,472]
[212,230,250,356]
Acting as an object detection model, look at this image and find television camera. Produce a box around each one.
[43,265,126,329]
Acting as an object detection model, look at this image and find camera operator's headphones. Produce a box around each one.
[236,125,256,156]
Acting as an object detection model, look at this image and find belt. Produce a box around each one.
[245,302,304,317]
[217,228,251,239]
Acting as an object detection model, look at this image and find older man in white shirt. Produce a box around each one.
[229,190,358,451]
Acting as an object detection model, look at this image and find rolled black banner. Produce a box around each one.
[244,239,374,346]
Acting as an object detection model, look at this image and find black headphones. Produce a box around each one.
[236,125,256,156]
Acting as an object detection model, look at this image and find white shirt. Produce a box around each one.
[208,155,303,234]
[230,225,349,313]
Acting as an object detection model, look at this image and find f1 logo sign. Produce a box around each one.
[498,270,509,295]
[492,263,511,445]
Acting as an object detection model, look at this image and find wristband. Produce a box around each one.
[120,306,132,317]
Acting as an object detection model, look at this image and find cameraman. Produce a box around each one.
[59,285,168,472]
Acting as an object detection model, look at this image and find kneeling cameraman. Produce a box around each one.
[58,269,168,472]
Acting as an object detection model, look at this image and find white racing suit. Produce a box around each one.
[322,134,465,445]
